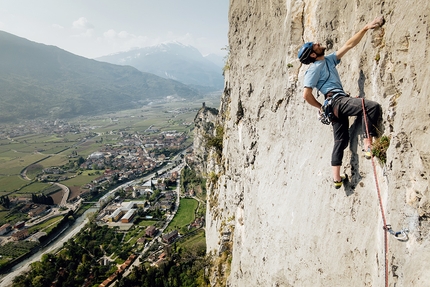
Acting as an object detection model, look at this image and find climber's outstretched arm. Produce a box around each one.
[336,15,384,60]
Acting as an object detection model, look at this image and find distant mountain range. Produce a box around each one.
[96,42,225,93]
[0,31,200,122]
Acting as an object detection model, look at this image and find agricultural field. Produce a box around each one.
[17,182,57,195]
[0,241,38,266]
[0,177,29,196]
[0,209,28,226]
[61,172,102,187]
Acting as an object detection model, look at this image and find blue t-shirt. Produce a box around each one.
[303,53,343,96]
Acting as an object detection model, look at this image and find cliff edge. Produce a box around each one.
[202,1,430,286]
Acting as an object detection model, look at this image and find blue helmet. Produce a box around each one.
[298,42,314,65]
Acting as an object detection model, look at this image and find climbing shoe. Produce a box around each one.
[364,147,372,160]
[334,175,347,189]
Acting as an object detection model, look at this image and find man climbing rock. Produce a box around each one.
[298,16,384,189]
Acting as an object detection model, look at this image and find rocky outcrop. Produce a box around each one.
[204,1,430,286]
[193,103,219,176]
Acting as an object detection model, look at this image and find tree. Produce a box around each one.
[77,156,85,165]
[31,275,46,287]
[0,195,10,208]
[31,193,54,205]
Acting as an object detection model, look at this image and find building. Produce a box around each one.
[160,200,173,211]
[0,224,12,236]
[20,203,33,213]
[88,152,104,159]
[122,201,146,209]
[162,230,178,244]
[12,229,29,241]
[137,237,146,245]
[120,209,136,223]
[109,208,126,222]
[14,221,25,229]
[108,201,146,223]
[142,180,153,190]
[28,205,49,217]
[145,225,158,237]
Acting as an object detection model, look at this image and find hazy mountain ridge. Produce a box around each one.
[0,31,198,122]
[96,42,225,92]
[203,53,226,68]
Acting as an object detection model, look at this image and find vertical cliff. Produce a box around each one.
[193,104,219,176]
[202,0,430,286]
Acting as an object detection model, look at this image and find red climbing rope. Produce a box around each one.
[361,98,389,287]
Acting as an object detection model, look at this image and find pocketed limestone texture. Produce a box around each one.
[201,1,430,286]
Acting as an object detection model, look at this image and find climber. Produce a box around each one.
[298,15,384,189]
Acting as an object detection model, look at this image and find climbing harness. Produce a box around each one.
[321,92,344,123]
[361,98,408,287]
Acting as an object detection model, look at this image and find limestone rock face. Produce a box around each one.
[193,104,219,176]
[205,1,430,286]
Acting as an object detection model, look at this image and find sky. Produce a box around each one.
[0,0,229,59]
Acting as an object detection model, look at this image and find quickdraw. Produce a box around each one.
[385,224,409,241]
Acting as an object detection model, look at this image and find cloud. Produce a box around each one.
[96,29,220,56]
[98,29,154,53]
[71,17,94,38]
[103,29,134,40]
[165,31,196,47]
[177,32,195,45]
[103,29,117,39]
[52,24,64,30]
[73,17,94,30]
[118,31,131,39]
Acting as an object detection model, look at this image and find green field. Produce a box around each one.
[136,219,158,227]
[0,241,38,264]
[18,182,54,194]
[0,176,29,193]
[0,209,28,226]
[0,153,46,174]
[61,172,102,186]
[166,198,198,233]
[74,141,105,158]
[38,154,69,166]
[177,229,206,250]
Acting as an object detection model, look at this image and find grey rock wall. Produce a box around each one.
[205,0,430,286]
[193,104,219,176]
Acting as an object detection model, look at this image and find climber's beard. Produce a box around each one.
[314,47,326,57]
[312,43,326,58]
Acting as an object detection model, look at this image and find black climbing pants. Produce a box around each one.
[330,96,381,166]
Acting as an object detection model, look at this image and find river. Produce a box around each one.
[0,207,98,287]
